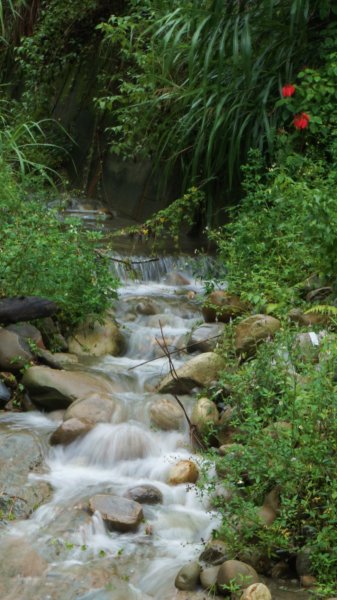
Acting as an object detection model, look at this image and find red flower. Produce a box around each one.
[282,83,296,97]
[293,112,310,130]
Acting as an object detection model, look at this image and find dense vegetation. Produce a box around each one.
[1,0,337,593]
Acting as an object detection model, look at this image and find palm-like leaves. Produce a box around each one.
[101,0,335,212]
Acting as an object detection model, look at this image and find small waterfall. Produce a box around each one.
[0,250,220,600]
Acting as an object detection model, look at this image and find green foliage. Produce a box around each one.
[202,331,337,589]
[0,86,117,328]
[276,24,337,148]
[15,0,114,114]
[97,0,336,211]
[120,186,205,249]
[0,188,118,327]
[210,149,337,312]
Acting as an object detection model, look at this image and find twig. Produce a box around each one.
[156,321,207,450]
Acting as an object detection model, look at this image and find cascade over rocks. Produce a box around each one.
[136,299,158,315]
[235,315,281,355]
[89,494,143,532]
[67,315,125,357]
[22,366,117,409]
[63,392,125,425]
[202,291,249,323]
[157,352,225,394]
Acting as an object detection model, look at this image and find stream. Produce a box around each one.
[0,219,310,599]
[0,255,222,599]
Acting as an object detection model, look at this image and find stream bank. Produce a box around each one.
[0,232,315,599]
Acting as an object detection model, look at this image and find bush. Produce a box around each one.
[210,149,337,312]
[0,166,118,327]
[200,330,337,592]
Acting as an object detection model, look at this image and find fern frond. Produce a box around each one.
[305,305,337,317]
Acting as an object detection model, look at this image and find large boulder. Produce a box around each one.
[175,562,201,591]
[124,484,163,504]
[6,322,45,349]
[240,583,272,600]
[149,395,185,430]
[235,315,281,356]
[0,327,34,372]
[217,560,259,594]
[0,538,48,578]
[168,459,199,485]
[22,366,116,410]
[89,494,143,532]
[0,431,51,519]
[200,566,221,590]
[157,352,225,394]
[199,540,229,565]
[49,418,93,446]
[202,291,248,323]
[67,316,124,357]
[293,331,326,363]
[191,397,220,436]
[63,392,125,425]
[187,323,225,353]
[288,308,329,327]
[0,380,11,405]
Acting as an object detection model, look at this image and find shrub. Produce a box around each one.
[0,166,118,327]
[200,331,337,592]
[210,150,337,312]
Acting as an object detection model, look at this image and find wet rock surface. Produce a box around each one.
[235,315,281,355]
[125,484,163,504]
[217,560,259,593]
[0,430,50,519]
[49,417,93,445]
[175,561,201,591]
[157,352,225,394]
[68,316,125,357]
[89,494,143,532]
[149,395,185,430]
[0,327,34,372]
[168,459,199,485]
[0,259,316,600]
[22,366,116,409]
[202,291,248,323]
[187,322,225,353]
[64,392,125,425]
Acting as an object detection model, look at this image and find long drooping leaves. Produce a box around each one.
[99,0,336,213]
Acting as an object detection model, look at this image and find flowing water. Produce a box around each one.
[0,256,222,599]
[0,223,309,599]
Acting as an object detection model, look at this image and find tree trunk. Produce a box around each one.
[0,297,58,324]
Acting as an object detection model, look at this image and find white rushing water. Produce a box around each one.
[0,257,221,600]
